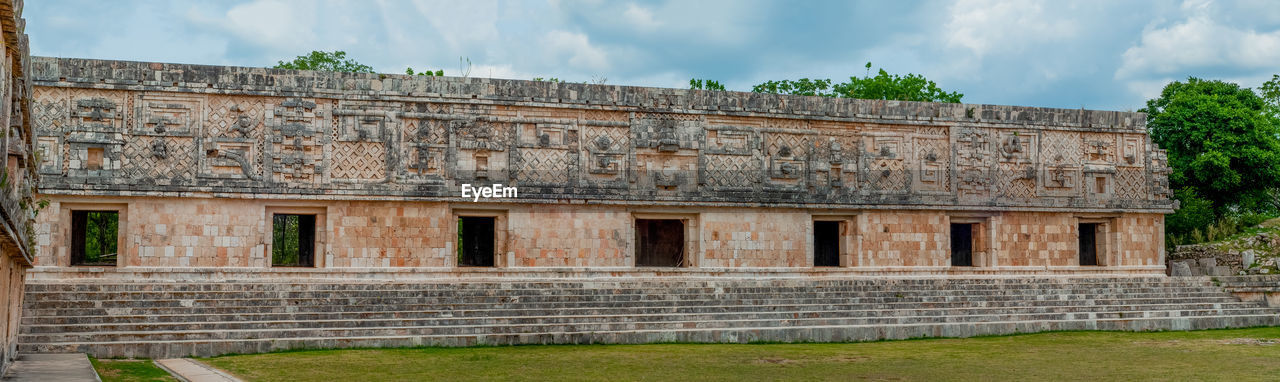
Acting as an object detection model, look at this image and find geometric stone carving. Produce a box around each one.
[764,132,808,189]
[124,136,195,182]
[200,96,265,181]
[513,123,576,186]
[913,135,950,194]
[453,116,511,181]
[28,70,1177,210]
[954,127,993,199]
[36,136,61,175]
[632,114,701,192]
[811,134,858,194]
[1039,131,1081,197]
[1115,167,1147,200]
[331,101,395,182]
[581,125,629,186]
[863,134,908,193]
[265,98,327,184]
[995,131,1036,199]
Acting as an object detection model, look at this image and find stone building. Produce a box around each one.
[28,57,1174,280]
[0,0,38,373]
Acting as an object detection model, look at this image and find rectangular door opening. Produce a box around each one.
[636,219,685,267]
[1079,223,1098,266]
[950,223,973,267]
[813,221,840,267]
[272,214,316,267]
[458,216,496,267]
[71,210,119,266]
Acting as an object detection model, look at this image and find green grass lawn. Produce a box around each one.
[89,357,178,382]
[189,327,1280,381]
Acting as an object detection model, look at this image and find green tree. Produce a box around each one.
[1261,74,1279,118]
[689,78,727,91]
[752,78,833,97]
[406,67,444,76]
[752,62,962,102]
[274,50,375,73]
[1165,187,1215,236]
[1142,77,1280,215]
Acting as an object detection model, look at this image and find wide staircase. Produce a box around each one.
[17,277,1280,358]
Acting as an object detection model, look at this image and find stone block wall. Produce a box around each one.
[857,211,949,267]
[33,195,1166,275]
[26,56,1174,279]
[0,0,36,373]
[700,209,808,268]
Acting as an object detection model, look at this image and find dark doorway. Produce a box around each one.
[814,221,840,267]
[272,214,316,267]
[71,210,119,266]
[950,223,973,267]
[636,219,685,267]
[1079,223,1098,266]
[458,216,495,267]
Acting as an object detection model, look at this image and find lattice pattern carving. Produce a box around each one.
[201,96,265,181]
[331,142,387,181]
[514,148,573,185]
[1039,131,1082,196]
[581,125,629,182]
[1040,131,1082,167]
[30,84,1175,209]
[765,133,808,187]
[1115,167,1147,200]
[703,154,759,190]
[997,163,1037,198]
[33,87,68,134]
[124,136,196,181]
[864,135,908,192]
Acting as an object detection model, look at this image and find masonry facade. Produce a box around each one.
[30,57,1173,280]
[0,0,37,373]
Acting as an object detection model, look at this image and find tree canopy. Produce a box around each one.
[689,78,726,91]
[751,62,963,103]
[273,51,375,73]
[1142,77,1280,215]
[274,50,444,76]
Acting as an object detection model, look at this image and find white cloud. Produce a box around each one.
[943,0,1077,58]
[622,3,660,31]
[213,0,321,51]
[407,0,501,52]
[1116,1,1280,79]
[542,30,609,71]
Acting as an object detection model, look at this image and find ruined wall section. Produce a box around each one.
[31,57,1173,213]
[0,0,34,374]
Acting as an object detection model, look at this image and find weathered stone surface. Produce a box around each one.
[1171,261,1192,277]
[31,57,1173,213]
[27,57,1174,276]
[17,277,1280,358]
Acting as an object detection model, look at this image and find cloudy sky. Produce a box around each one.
[26,0,1280,111]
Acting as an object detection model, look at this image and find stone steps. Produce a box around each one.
[21,279,1208,293]
[25,315,1280,359]
[26,309,1280,344]
[19,277,1279,358]
[22,290,1237,310]
[23,295,1245,318]
[21,301,1261,326]
[23,307,1275,335]
[25,287,1230,302]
